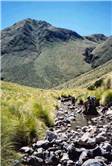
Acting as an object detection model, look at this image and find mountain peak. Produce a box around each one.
[7,18,52,31]
[2,18,83,55]
[3,18,83,39]
[1,18,112,89]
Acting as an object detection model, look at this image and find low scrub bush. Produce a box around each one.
[94,79,103,88]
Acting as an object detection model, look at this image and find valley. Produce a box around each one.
[1,18,112,166]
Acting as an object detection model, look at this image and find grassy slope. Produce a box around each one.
[2,39,96,89]
[1,81,85,165]
[1,81,60,165]
[34,40,94,87]
[1,80,112,166]
[56,59,112,89]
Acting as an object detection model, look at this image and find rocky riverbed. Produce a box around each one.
[17,96,112,166]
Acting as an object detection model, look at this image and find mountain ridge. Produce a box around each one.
[1,18,112,88]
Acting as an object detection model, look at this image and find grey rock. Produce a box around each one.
[79,133,96,148]
[45,130,57,142]
[68,143,82,161]
[20,146,33,154]
[33,140,51,149]
[79,150,89,164]
[67,160,75,166]
[13,160,21,166]
[96,135,106,144]
[82,159,107,166]
[100,142,112,152]
[27,155,43,166]
[47,152,59,165]
[60,153,69,162]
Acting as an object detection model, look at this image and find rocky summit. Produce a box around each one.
[16,96,112,166]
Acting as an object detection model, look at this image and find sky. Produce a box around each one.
[1,1,112,36]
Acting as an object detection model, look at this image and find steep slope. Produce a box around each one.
[1,18,111,88]
[91,37,112,67]
[56,59,112,89]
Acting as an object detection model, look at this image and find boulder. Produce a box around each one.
[45,130,58,142]
[27,155,43,166]
[100,142,112,152]
[79,132,96,148]
[83,96,99,115]
[47,152,59,165]
[82,159,107,166]
[60,153,69,162]
[96,133,106,144]
[79,150,89,164]
[67,160,75,166]
[13,160,21,166]
[68,143,82,161]
[33,140,51,149]
[92,146,102,157]
[20,146,33,154]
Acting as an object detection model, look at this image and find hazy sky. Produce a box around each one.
[1,1,112,36]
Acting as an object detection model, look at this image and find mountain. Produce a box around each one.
[1,18,111,88]
[1,18,83,54]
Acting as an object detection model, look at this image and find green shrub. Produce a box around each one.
[94,79,103,88]
[87,85,95,90]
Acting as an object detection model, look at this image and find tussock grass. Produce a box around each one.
[100,90,112,105]
[1,80,112,165]
[1,81,60,165]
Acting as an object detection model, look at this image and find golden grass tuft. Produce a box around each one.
[100,90,112,105]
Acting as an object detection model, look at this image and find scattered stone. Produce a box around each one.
[19,95,112,166]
